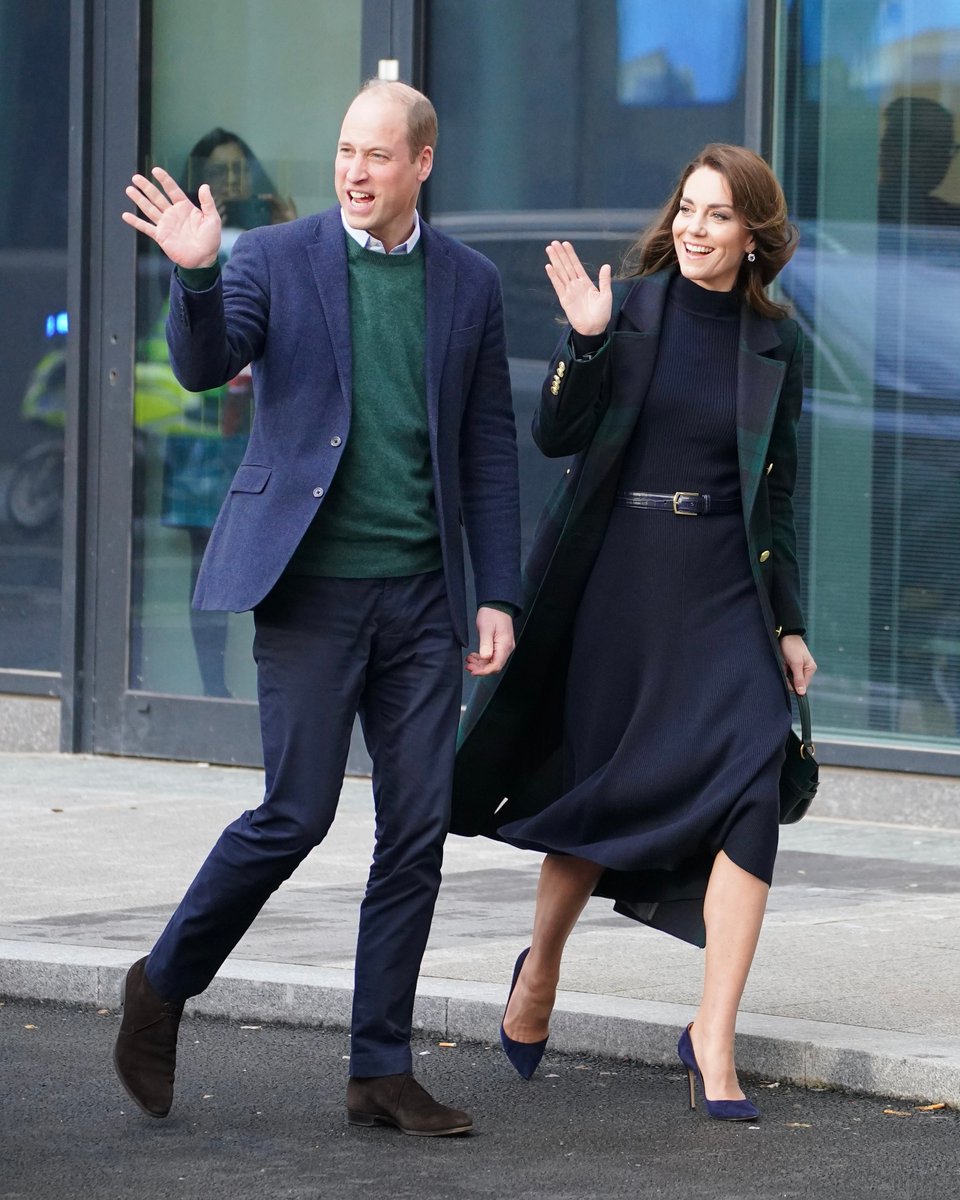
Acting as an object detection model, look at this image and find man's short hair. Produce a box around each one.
[357,79,438,158]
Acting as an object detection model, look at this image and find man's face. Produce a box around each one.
[335,92,433,252]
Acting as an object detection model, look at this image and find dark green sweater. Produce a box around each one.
[287,235,442,577]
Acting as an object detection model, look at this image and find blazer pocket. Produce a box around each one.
[448,324,480,349]
[230,464,272,494]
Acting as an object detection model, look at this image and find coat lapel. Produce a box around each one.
[736,306,786,520]
[580,272,670,500]
[308,209,353,412]
[421,221,455,447]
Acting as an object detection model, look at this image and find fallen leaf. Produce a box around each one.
[24,1024,37,1030]
[202,1094,213,1100]
[97,1008,110,1016]
[760,1081,781,1089]
[883,1109,912,1117]
[914,1103,946,1112]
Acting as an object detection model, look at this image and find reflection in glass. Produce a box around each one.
[778,1,960,747]
[131,131,291,698]
[0,5,69,672]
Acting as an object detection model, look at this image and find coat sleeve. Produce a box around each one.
[767,323,806,634]
[532,330,613,458]
[458,271,523,610]
[165,230,270,393]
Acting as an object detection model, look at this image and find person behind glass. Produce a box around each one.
[453,145,817,1120]
[115,81,521,1136]
[877,97,960,228]
[158,128,297,698]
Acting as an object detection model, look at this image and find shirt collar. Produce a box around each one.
[340,208,421,255]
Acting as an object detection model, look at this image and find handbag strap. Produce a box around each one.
[795,692,815,758]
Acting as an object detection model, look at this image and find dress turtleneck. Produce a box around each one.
[668,270,741,320]
[616,270,742,496]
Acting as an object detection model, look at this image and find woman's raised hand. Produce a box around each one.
[545,240,612,336]
[122,167,222,268]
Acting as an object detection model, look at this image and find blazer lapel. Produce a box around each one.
[308,208,353,411]
[421,221,455,447]
[602,270,670,443]
[736,306,786,520]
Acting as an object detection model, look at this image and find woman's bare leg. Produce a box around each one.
[502,853,604,1043]
[689,849,769,1100]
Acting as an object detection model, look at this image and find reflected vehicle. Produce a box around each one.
[6,349,65,530]
[5,333,234,532]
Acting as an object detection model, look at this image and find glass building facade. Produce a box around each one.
[1,0,958,774]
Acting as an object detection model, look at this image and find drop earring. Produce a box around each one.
[747,252,756,262]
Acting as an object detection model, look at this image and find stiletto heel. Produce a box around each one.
[677,1023,759,1122]
[500,948,549,1080]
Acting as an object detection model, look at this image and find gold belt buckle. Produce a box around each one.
[672,491,700,516]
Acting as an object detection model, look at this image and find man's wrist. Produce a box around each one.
[177,262,221,291]
[479,601,518,619]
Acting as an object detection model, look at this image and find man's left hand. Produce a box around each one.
[465,608,515,677]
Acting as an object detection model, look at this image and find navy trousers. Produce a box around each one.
[146,570,462,1077]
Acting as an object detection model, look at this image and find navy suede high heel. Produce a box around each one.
[499,948,548,1080]
[677,1024,759,1122]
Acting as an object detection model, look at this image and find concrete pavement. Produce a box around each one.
[1,752,958,1105]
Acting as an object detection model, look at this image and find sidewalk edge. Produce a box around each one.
[1,941,956,1107]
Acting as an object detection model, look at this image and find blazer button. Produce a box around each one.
[312,486,324,498]
[330,436,342,447]
[759,549,771,562]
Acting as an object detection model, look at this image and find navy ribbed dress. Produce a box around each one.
[498,273,792,947]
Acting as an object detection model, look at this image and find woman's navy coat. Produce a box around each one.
[451,269,805,840]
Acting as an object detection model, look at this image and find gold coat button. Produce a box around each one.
[759,549,771,562]
[557,361,566,377]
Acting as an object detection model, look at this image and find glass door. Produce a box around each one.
[91,0,366,763]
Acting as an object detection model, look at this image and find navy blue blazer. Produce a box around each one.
[165,206,522,646]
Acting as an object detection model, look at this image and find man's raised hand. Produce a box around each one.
[122,167,222,269]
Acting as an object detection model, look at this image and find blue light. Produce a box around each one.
[45,310,69,338]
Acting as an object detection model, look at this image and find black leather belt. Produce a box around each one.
[615,490,741,516]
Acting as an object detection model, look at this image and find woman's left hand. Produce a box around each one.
[780,634,817,695]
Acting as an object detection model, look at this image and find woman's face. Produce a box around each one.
[205,141,250,204]
[672,166,755,292]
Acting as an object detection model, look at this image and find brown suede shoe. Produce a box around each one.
[112,956,184,1118]
[346,1073,473,1136]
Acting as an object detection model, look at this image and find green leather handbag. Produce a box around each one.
[779,693,819,824]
